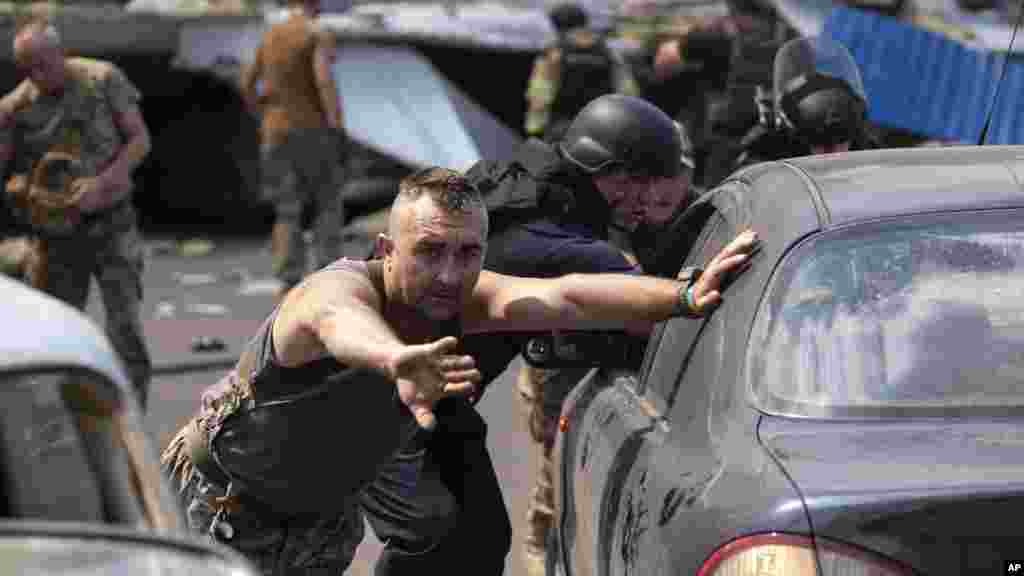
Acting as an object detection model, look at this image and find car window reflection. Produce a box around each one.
[755,212,1024,417]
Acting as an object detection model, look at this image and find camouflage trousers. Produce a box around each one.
[172,467,364,576]
[262,129,347,290]
[517,362,590,576]
[162,369,364,576]
[37,202,151,407]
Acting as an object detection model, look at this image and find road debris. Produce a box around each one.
[154,301,176,319]
[174,272,219,286]
[180,238,216,258]
[238,277,283,296]
[192,336,228,353]
[185,302,229,316]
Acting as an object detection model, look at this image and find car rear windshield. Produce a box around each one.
[751,210,1024,418]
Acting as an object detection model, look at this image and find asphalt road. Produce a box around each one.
[84,234,537,576]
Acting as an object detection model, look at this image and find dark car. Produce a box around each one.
[546,144,1024,576]
[0,274,259,575]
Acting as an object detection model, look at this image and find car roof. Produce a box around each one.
[778,145,1024,227]
[0,275,132,392]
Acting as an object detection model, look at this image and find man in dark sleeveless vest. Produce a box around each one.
[524,2,638,142]
[158,166,756,574]
[353,97,757,576]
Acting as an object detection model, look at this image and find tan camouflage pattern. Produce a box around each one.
[524,29,639,137]
[0,57,150,403]
[0,57,142,208]
[161,338,260,514]
[161,349,363,576]
[179,471,364,576]
[37,203,151,403]
[518,232,638,576]
[0,236,36,281]
[262,128,346,289]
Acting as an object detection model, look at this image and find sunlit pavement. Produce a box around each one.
[84,235,537,576]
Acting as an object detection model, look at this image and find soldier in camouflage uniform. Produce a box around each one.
[0,18,152,405]
[525,2,638,142]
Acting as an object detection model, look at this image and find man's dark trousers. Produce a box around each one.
[360,397,512,575]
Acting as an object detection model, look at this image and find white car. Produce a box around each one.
[0,274,257,575]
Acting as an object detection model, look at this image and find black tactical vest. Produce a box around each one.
[463,140,618,395]
[549,36,615,137]
[466,138,609,238]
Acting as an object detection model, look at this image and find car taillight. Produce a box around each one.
[697,532,914,576]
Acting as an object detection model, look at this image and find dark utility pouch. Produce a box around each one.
[212,368,420,517]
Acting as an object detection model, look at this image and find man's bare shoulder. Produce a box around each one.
[272,262,384,365]
[283,262,382,323]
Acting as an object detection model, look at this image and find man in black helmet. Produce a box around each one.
[725,36,878,177]
[355,94,754,576]
[471,94,679,575]
[630,120,700,275]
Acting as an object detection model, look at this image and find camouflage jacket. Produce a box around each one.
[0,57,143,206]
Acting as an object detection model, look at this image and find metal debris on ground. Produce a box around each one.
[191,336,227,353]
[238,277,283,296]
[174,272,219,286]
[154,301,177,319]
[179,238,216,258]
[185,303,229,316]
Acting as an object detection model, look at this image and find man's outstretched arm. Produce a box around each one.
[465,230,758,334]
[280,271,479,430]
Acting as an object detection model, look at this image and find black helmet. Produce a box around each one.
[559,94,683,179]
[773,37,868,148]
[778,74,866,147]
[548,2,588,32]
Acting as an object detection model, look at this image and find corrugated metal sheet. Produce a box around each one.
[824,5,1024,144]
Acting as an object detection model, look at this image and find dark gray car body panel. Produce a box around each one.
[760,417,1024,574]
[551,145,1024,576]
